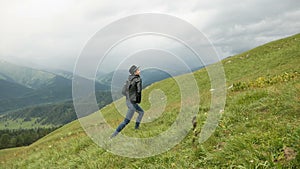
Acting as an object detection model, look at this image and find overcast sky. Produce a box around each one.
[0,0,299,72]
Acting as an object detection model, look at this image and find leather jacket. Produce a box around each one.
[128,74,142,103]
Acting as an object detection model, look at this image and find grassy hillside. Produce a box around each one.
[1,34,299,168]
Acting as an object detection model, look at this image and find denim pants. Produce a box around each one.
[115,99,144,133]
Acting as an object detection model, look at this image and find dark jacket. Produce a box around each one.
[128,74,142,104]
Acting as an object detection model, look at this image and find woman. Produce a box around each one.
[111,65,144,138]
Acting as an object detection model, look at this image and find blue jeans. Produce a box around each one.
[115,99,144,133]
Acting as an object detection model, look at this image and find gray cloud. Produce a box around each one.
[199,0,300,57]
[0,0,299,71]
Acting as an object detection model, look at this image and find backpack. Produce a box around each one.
[121,79,131,96]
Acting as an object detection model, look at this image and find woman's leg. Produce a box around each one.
[133,103,144,129]
[111,99,136,137]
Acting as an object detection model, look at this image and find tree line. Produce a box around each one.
[0,127,59,149]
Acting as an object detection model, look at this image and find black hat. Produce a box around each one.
[129,65,139,75]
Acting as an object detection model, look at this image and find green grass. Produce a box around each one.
[0,33,299,168]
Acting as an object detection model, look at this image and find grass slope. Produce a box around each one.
[1,34,299,168]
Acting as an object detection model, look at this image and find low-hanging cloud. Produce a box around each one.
[0,0,299,71]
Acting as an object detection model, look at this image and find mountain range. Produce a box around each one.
[0,60,194,129]
[0,61,110,114]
